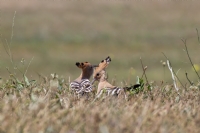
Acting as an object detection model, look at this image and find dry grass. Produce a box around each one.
[0,1,200,132]
[0,75,200,133]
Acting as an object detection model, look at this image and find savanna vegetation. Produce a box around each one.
[0,1,200,133]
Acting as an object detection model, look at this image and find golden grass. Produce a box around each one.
[0,2,200,132]
[0,76,200,133]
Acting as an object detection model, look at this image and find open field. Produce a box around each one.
[1,1,200,83]
[0,1,200,133]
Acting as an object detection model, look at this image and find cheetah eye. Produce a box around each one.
[96,73,100,76]
[101,60,104,63]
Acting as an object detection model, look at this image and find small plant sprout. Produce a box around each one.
[161,60,166,81]
[140,57,149,85]
[185,71,193,86]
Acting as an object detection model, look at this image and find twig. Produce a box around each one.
[166,60,179,94]
[2,39,9,58]
[24,57,34,75]
[5,38,13,65]
[163,53,185,88]
[140,57,149,85]
[6,67,12,75]
[162,52,186,94]
[10,11,16,46]
[196,28,200,45]
[182,38,200,80]
[163,63,166,81]
[1,11,17,66]
[185,72,193,85]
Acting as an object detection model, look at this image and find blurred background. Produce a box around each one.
[0,1,200,85]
